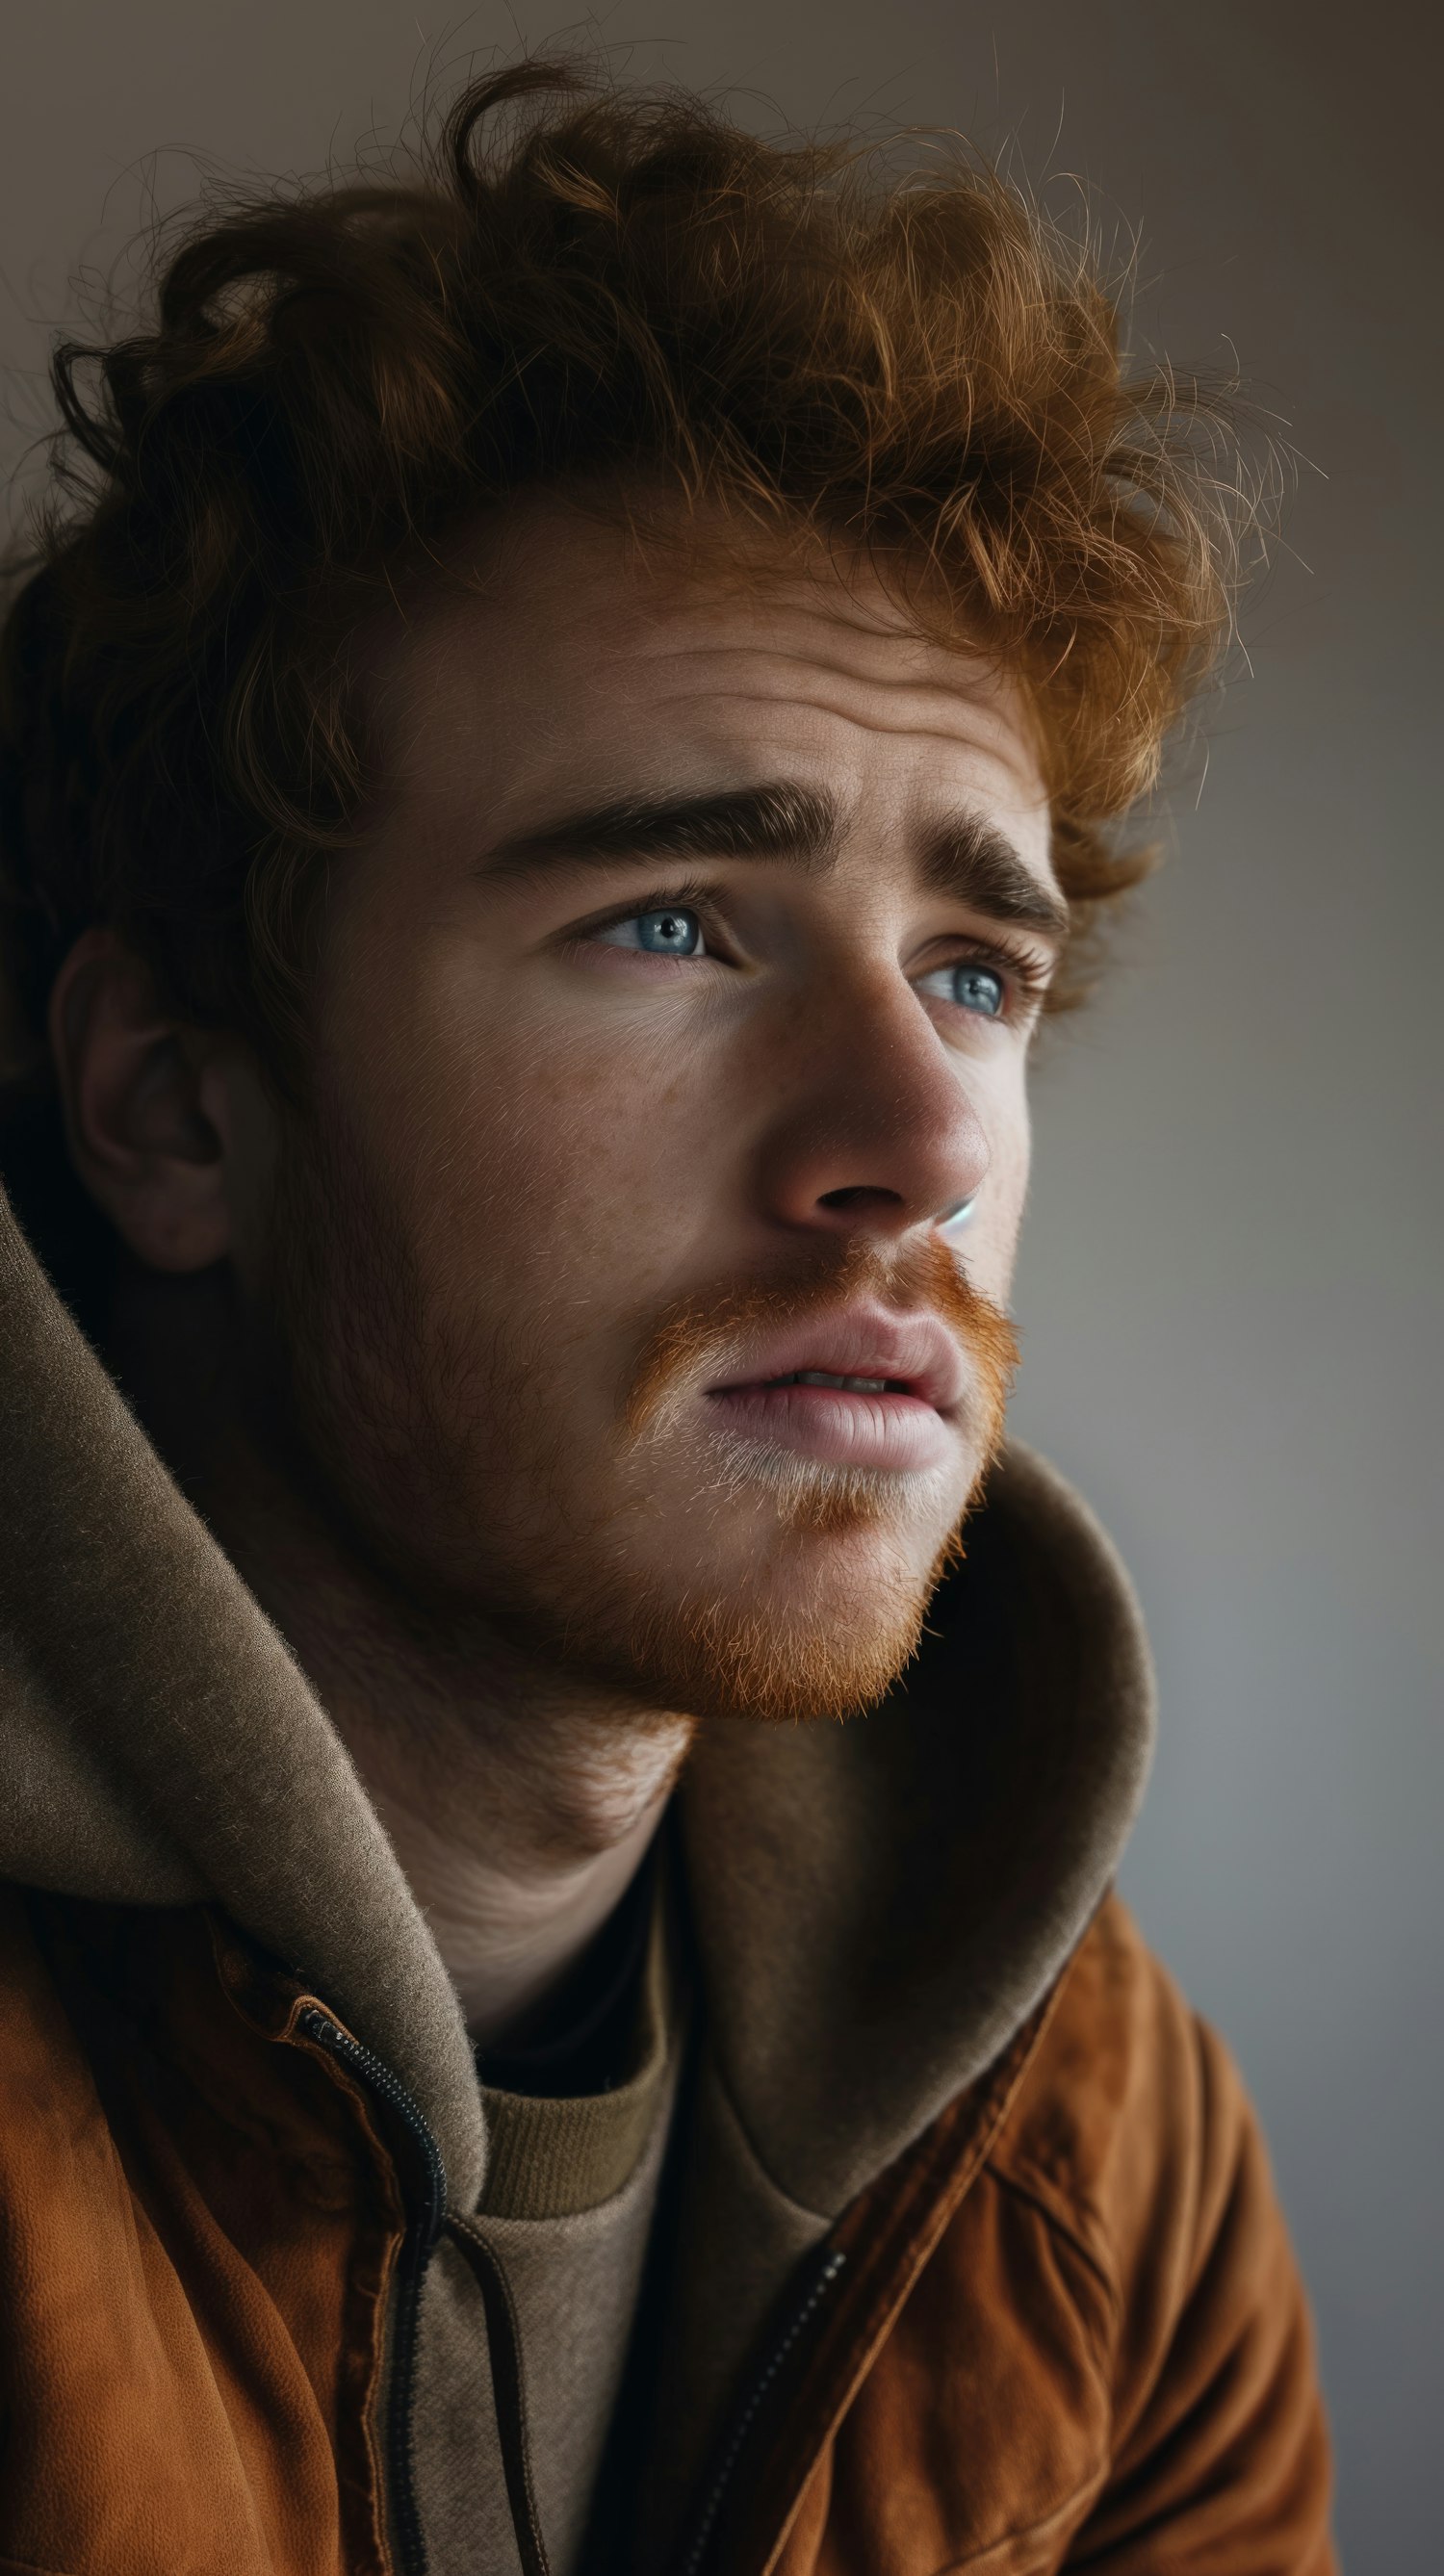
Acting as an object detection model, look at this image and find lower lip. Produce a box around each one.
[706,1382,954,1472]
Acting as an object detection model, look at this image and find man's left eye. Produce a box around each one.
[597,907,707,957]
[918,962,1006,1018]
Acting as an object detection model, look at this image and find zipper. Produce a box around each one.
[674,2244,847,2576]
[297,2007,448,2576]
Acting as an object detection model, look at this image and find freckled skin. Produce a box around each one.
[276,499,1061,1685]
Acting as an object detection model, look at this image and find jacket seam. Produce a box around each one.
[984,2156,1121,2370]
[983,2153,1122,2410]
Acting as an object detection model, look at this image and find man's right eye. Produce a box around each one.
[595,907,708,957]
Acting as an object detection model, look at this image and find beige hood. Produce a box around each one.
[0,1172,1155,2224]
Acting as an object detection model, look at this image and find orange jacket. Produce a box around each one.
[0,1879,1333,2575]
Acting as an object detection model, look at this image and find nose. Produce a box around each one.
[753,967,992,1246]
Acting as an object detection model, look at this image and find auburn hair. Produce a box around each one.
[0,59,1249,1091]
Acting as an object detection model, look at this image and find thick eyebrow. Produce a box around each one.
[479,777,1070,946]
[480,781,837,876]
[917,815,1070,946]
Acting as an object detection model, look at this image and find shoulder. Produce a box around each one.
[976,1892,1327,2471]
[904,1893,1254,2378]
[990,1891,1257,2280]
[893,1894,1335,2566]
[846,1900,1333,2569]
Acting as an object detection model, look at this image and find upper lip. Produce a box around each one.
[708,1304,967,1415]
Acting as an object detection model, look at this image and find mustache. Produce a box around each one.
[622,1229,1019,1440]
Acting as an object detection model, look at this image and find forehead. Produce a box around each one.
[379,499,1052,865]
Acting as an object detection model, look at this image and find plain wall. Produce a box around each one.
[3,4,1438,2562]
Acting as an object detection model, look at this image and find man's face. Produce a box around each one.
[255,501,1065,1724]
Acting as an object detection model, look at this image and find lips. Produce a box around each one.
[707,1304,967,1416]
[700,1304,971,1476]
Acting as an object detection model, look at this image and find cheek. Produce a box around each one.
[362,977,719,1326]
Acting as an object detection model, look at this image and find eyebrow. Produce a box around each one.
[915,813,1070,944]
[479,778,1070,945]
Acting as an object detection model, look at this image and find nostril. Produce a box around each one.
[817,1184,905,1214]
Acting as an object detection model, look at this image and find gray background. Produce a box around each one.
[3,3,1437,2562]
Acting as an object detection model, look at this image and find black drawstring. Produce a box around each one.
[445,2216,554,2576]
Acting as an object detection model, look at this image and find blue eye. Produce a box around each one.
[600,906,706,956]
[639,907,702,954]
[915,957,1010,1019]
[950,964,1005,1018]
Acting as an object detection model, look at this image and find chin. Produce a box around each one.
[549,1494,963,1729]
[630,1573,939,1726]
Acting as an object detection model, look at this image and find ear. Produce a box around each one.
[47,929,271,1275]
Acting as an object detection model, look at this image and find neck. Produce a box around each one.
[110,1260,693,2047]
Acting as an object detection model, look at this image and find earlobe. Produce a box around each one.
[47,928,236,1274]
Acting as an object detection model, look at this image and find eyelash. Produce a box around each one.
[573,878,1054,1017]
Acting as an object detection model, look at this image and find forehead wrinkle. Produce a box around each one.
[640,650,1035,771]
[636,602,991,660]
[648,689,1041,789]
[682,677,1001,733]
[646,633,998,708]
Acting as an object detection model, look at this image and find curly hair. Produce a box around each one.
[0,58,1249,1091]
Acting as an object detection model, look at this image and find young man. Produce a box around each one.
[0,61,1334,2576]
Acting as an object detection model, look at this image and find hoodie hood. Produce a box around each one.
[0,1173,1154,2221]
